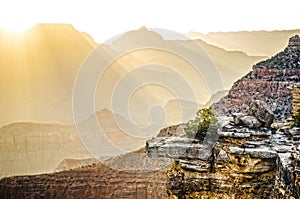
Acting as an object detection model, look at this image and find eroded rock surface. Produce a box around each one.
[211,44,300,122]
[249,100,274,127]
[147,117,300,198]
[0,151,171,199]
[230,99,274,129]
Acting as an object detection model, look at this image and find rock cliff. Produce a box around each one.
[0,152,171,199]
[147,116,300,198]
[211,36,300,122]
[149,35,300,199]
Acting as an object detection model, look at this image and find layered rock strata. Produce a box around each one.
[212,37,300,122]
[147,121,300,198]
[0,153,171,199]
[275,124,300,198]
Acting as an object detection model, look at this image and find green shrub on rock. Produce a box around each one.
[184,108,220,140]
[292,109,300,127]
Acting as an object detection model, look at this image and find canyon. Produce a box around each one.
[1,34,300,198]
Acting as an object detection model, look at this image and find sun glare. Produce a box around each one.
[0,22,32,33]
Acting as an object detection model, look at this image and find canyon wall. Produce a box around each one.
[147,119,300,198]
[0,153,170,199]
[212,39,300,122]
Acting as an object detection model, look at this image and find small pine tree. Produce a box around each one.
[184,108,219,140]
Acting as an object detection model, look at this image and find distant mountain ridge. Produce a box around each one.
[187,29,300,56]
[0,24,266,126]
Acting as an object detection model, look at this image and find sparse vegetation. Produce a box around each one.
[184,108,220,140]
[292,108,300,127]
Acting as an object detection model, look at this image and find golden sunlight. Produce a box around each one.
[0,21,33,33]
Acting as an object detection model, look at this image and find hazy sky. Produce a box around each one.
[0,0,299,42]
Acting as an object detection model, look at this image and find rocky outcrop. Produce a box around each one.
[160,36,300,198]
[211,37,300,122]
[248,100,274,127]
[288,35,300,49]
[230,100,274,128]
[147,117,300,198]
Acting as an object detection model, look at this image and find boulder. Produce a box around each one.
[240,115,262,128]
[231,113,247,125]
[249,100,274,127]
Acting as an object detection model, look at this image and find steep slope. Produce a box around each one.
[211,35,300,121]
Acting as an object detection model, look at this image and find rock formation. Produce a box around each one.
[147,115,300,198]
[288,35,300,49]
[146,75,300,198]
[230,100,274,128]
[248,100,274,127]
[149,35,300,199]
[0,162,167,199]
[0,151,171,198]
[211,36,300,122]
